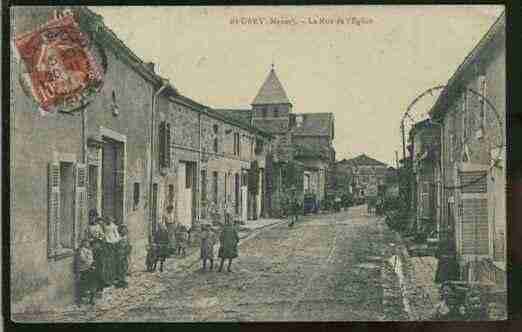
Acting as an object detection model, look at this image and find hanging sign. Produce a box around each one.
[15,12,104,113]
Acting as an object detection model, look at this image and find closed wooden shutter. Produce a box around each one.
[159,121,166,168]
[461,198,488,255]
[166,123,171,168]
[74,163,87,249]
[48,162,61,257]
[114,146,125,224]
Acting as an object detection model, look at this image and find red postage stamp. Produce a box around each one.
[15,12,104,113]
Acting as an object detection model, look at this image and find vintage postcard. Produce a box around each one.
[8,5,506,322]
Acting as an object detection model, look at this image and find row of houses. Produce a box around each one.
[406,13,506,298]
[10,6,335,311]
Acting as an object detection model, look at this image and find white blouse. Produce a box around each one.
[104,222,121,243]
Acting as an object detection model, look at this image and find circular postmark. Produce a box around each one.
[402,85,504,191]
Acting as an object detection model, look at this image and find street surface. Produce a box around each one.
[14,205,410,322]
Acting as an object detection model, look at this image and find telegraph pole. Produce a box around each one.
[401,120,406,163]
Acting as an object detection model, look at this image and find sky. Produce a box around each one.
[91,5,504,166]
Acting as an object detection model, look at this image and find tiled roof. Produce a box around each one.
[291,113,334,137]
[252,68,291,105]
[213,109,253,126]
[339,154,388,167]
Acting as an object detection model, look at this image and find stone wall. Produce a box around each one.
[11,7,156,311]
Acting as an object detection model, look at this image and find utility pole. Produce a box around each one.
[401,120,406,163]
[395,150,399,170]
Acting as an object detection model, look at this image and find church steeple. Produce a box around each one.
[252,66,292,106]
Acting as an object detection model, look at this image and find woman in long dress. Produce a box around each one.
[163,205,177,256]
[102,217,121,286]
[84,210,105,296]
[217,218,239,272]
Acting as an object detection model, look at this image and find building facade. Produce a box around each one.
[10,6,272,312]
[217,67,336,214]
[408,119,441,236]
[338,154,388,203]
[429,13,505,294]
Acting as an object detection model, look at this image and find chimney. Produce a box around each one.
[146,62,155,73]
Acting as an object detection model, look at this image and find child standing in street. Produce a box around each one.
[176,224,189,257]
[200,224,215,271]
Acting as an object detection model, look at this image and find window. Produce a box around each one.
[168,184,174,205]
[224,173,228,204]
[201,170,207,218]
[48,161,87,257]
[213,171,218,204]
[235,173,240,214]
[159,121,171,168]
[262,107,267,118]
[255,138,264,155]
[241,172,248,187]
[273,107,279,118]
[213,124,219,134]
[185,164,193,189]
[462,91,468,142]
[133,182,140,210]
[448,134,456,162]
[213,138,219,153]
[479,75,487,129]
[233,133,240,156]
[296,115,304,127]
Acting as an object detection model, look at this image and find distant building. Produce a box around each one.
[216,66,335,213]
[337,154,388,202]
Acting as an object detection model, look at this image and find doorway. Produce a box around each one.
[177,161,194,228]
[101,138,124,224]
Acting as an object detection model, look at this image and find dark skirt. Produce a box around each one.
[218,244,238,259]
[200,239,214,260]
[435,254,459,283]
[157,241,170,258]
[99,242,118,286]
[116,241,131,280]
[79,269,97,294]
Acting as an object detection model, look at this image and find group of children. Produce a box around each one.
[76,209,132,305]
[146,205,190,273]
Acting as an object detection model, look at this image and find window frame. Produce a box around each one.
[133,182,140,210]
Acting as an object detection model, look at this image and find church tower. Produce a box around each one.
[251,65,292,121]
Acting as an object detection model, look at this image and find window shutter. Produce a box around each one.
[48,162,61,257]
[166,123,171,168]
[114,147,125,221]
[159,121,166,168]
[74,163,87,249]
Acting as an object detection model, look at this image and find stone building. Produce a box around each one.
[338,154,388,203]
[429,13,505,297]
[408,119,441,236]
[10,6,163,311]
[216,66,335,214]
[9,6,272,312]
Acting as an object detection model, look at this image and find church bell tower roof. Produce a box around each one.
[252,66,292,106]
